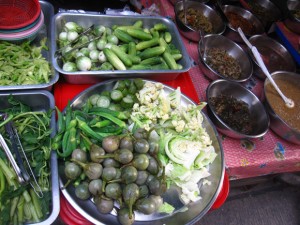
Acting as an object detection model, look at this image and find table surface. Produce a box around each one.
[53,0,300,181]
[139,0,300,180]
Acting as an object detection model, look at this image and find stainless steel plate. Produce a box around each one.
[59,79,224,225]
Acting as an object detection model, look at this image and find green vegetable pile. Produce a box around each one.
[0,39,52,86]
[0,96,53,225]
[53,79,217,225]
[57,21,183,72]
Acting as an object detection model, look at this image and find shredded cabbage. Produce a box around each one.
[130,81,217,204]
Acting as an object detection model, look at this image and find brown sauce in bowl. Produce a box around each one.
[225,12,255,35]
[265,77,300,131]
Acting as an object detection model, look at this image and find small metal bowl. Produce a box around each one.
[222,5,265,42]
[248,35,296,80]
[241,0,282,28]
[174,0,226,42]
[198,34,253,82]
[284,0,300,34]
[206,79,270,139]
[263,71,300,145]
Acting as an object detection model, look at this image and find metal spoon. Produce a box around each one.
[183,0,187,24]
[199,28,207,60]
[251,46,295,108]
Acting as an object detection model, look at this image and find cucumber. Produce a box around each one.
[164,32,172,43]
[152,61,169,70]
[111,45,132,67]
[163,51,178,70]
[128,55,141,64]
[114,29,135,43]
[140,56,163,65]
[133,20,143,28]
[159,37,171,52]
[150,28,159,38]
[129,64,152,70]
[154,23,167,31]
[136,38,159,51]
[126,28,153,41]
[128,42,137,56]
[139,46,166,60]
[114,25,143,31]
[172,53,182,61]
[103,48,126,70]
[119,44,129,53]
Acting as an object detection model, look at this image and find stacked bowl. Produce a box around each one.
[0,0,43,42]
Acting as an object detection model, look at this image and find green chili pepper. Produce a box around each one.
[65,101,72,129]
[51,133,63,150]
[55,106,65,134]
[57,127,77,158]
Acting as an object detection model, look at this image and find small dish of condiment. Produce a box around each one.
[198,34,252,82]
[206,79,269,139]
[221,5,265,42]
[264,71,300,145]
[174,0,226,42]
[244,0,282,28]
[248,35,296,80]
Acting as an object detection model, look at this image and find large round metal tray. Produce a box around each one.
[59,79,225,225]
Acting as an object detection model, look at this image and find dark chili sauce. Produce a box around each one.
[209,94,253,134]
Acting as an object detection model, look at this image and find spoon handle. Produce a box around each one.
[251,47,290,104]
[237,27,253,50]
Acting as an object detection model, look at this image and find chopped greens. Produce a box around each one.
[0,39,52,86]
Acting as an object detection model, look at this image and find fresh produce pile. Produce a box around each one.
[0,39,52,86]
[53,79,217,225]
[57,20,184,72]
[0,96,53,224]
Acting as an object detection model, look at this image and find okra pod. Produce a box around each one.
[77,117,104,142]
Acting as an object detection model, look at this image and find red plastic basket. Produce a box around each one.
[0,0,41,30]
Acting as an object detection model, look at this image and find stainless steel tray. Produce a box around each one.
[0,90,60,225]
[59,79,224,225]
[51,13,192,84]
[0,1,59,91]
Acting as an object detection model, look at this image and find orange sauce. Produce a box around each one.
[265,77,300,131]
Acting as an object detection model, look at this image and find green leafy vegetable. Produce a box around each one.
[0,39,52,86]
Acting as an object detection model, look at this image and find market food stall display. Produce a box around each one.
[0,0,299,224]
